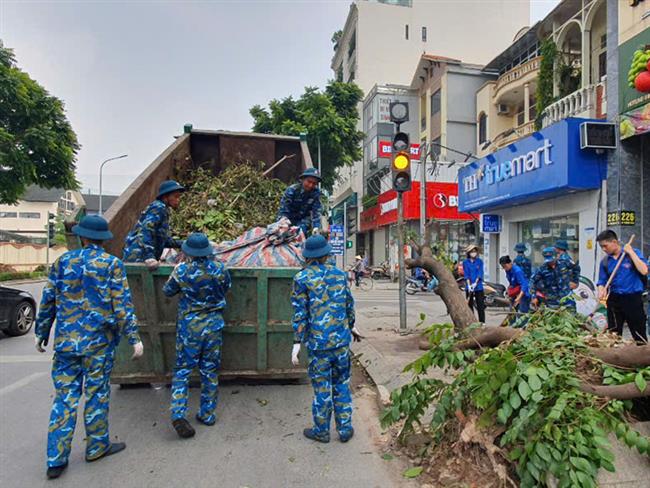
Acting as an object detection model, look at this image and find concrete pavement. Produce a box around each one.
[0,280,409,488]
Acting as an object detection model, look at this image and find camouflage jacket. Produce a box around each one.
[35,244,140,354]
[277,184,322,230]
[291,263,355,351]
[530,262,571,306]
[558,252,580,284]
[122,199,181,261]
[513,255,532,280]
[163,257,232,333]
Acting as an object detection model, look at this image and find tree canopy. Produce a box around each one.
[250,81,364,191]
[0,40,79,204]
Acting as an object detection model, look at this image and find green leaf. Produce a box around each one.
[597,447,615,463]
[601,459,616,472]
[528,374,542,391]
[509,391,522,410]
[381,453,394,461]
[535,443,552,463]
[509,447,523,461]
[531,391,544,403]
[635,372,647,393]
[570,456,594,475]
[518,380,532,401]
[402,466,423,478]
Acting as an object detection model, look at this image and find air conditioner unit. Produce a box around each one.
[497,104,510,115]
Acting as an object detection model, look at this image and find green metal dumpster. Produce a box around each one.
[110,264,305,384]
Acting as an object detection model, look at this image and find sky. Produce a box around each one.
[1,0,560,195]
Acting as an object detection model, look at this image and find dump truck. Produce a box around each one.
[94,128,313,384]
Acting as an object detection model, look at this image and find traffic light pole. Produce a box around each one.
[46,221,50,269]
[397,192,407,331]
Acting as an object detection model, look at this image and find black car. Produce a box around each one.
[0,286,36,336]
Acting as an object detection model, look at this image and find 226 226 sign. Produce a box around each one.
[607,211,636,226]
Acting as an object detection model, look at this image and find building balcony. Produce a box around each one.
[493,56,542,102]
[495,120,536,148]
[541,80,606,128]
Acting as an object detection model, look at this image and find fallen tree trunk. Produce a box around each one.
[579,382,650,399]
[589,345,650,368]
[455,326,522,350]
[407,222,477,332]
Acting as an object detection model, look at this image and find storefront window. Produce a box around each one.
[429,220,481,264]
[519,214,579,268]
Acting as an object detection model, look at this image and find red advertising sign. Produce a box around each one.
[377,141,421,161]
[359,182,474,232]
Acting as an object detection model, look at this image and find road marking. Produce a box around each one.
[0,372,48,396]
[0,355,52,364]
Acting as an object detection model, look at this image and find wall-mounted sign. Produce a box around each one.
[378,141,421,160]
[619,29,650,138]
[481,214,502,233]
[329,224,344,256]
[607,210,637,226]
[580,122,617,149]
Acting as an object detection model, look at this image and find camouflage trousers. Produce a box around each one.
[46,346,115,468]
[170,326,223,424]
[308,346,353,437]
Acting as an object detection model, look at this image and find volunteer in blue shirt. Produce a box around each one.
[462,244,485,323]
[596,230,648,343]
[499,255,530,314]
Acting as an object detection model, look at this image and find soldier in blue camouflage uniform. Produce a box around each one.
[555,239,580,290]
[163,233,232,438]
[35,215,143,479]
[290,235,362,443]
[530,247,574,310]
[277,168,322,236]
[514,243,532,280]
[123,180,185,270]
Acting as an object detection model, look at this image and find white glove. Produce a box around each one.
[35,335,47,353]
[312,228,320,235]
[291,343,301,366]
[131,341,144,359]
[351,327,363,342]
[145,258,159,271]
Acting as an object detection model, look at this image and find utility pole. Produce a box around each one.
[397,192,407,331]
[343,200,348,269]
[419,142,427,240]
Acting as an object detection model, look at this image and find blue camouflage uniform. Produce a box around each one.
[558,251,581,286]
[291,262,355,439]
[277,184,322,235]
[35,244,140,468]
[122,199,181,262]
[163,257,232,425]
[530,262,574,309]
[514,254,532,280]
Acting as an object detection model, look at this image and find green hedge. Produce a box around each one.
[0,271,46,282]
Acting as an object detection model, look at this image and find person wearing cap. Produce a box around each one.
[514,243,532,280]
[499,255,530,314]
[530,247,571,309]
[462,244,485,324]
[122,179,185,270]
[277,168,322,236]
[555,239,580,290]
[290,235,362,443]
[163,233,232,438]
[34,215,143,479]
[596,230,648,343]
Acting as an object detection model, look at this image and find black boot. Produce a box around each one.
[46,462,68,479]
[86,442,126,462]
[173,418,196,438]
[303,428,330,443]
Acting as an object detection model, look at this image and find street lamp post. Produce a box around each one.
[99,154,128,215]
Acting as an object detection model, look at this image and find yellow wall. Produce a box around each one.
[619,3,650,45]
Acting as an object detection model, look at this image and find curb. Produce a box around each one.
[1,278,47,286]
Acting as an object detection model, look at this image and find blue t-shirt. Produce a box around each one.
[463,258,484,292]
[597,248,648,295]
[506,264,530,297]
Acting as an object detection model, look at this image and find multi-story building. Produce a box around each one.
[0,186,83,242]
[330,0,530,263]
[459,0,612,284]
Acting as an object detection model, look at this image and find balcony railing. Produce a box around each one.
[541,80,607,128]
[494,56,542,98]
[496,120,536,148]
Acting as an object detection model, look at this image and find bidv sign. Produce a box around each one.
[463,139,553,193]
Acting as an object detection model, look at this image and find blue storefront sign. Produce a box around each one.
[458,118,608,213]
[329,224,345,256]
[481,214,502,233]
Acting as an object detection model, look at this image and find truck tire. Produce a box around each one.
[6,300,35,336]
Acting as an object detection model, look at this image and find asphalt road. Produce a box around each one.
[0,280,407,488]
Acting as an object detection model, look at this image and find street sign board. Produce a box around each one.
[329,224,344,256]
[481,214,502,233]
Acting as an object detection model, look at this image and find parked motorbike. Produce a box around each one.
[370,261,391,280]
[456,277,509,308]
